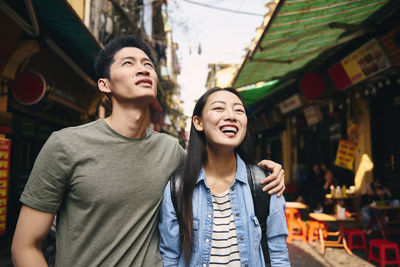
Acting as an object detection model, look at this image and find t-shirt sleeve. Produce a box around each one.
[176,141,185,166]
[20,132,71,214]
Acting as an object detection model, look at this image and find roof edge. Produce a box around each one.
[231,0,285,88]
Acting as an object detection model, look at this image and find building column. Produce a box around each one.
[282,117,295,184]
[353,97,373,193]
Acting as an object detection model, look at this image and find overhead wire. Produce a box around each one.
[181,0,264,17]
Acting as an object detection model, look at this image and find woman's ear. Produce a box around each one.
[98,78,112,94]
[193,116,203,131]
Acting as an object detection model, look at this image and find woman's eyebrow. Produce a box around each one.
[210,100,226,105]
[210,101,243,107]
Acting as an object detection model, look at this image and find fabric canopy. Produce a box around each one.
[233,0,391,89]
[5,0,103,79]
[238,80,279,106]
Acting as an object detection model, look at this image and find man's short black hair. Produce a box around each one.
[95,35,155,80]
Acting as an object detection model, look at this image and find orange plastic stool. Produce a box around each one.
[343,228,367,252]
[307,221,327,243]
[368,239,400,267]
[285,208,301,222]
[287,219,307,243]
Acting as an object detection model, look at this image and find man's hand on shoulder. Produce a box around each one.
[257,160,285,197]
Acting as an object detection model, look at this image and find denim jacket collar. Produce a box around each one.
[195,154,248,185]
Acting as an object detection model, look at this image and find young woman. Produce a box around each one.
[159,87,289,266]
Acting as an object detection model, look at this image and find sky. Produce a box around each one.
[167,0,269,127]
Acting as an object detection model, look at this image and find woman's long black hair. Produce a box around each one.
[177,87,254,263]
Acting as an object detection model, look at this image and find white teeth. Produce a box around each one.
[221,126,238,134]
[138,82,151,86]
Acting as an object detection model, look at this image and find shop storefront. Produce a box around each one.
[233,0,400,200]
[370,73,400,196]
[0,1,102,251]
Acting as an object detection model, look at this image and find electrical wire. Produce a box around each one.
[181,0,264,17]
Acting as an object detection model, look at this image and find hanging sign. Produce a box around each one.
[279,94,303,114]
[378,26,400,68]
[0,138,10,235]
[304,105,323,126]
[334,139,357,170]
[12,71,47,105]
[328,39,391,90]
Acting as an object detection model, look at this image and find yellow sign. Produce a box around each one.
[0,161,8,168]
[341,39,390,84]
[0,180,7,188]
[335,139,357,170]
[0,222,5,232]
[0,138,10,235]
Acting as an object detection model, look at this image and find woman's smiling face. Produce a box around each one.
[193,90,247,151]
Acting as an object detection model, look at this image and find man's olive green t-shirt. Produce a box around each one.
[20,119,185,266]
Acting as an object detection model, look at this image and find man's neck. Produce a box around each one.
[105,103,149,138]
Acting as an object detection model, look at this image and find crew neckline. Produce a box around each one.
[100,118,150,141]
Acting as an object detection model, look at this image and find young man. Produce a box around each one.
[11,35,285,266]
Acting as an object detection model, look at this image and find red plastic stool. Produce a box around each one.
[368,239,400,267]
[343,228,367,252]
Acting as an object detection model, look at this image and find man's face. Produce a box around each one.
[102,47,158,104]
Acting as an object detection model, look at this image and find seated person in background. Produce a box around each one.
[321,163,335,214]
[361,178,392,234]
[321,163,334,192]
[306,163,325,212]
[295,164,310,204]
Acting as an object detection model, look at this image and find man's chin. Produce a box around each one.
[113,93,157,106]
[131,95,158,107]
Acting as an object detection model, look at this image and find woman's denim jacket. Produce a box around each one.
[159,155,290,267]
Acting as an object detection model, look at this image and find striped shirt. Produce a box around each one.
[209,190,241,266]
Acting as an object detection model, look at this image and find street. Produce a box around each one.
[289,240,374,267]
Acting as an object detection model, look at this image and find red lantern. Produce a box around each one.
[300,72,326,99]
[12,71,47,105]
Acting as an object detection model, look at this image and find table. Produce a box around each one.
[325,194,355,215]
[369,204,400,239]
[309,213,355,255]
[325,194,354,200]
[286,202,308,209]
[285,202,308,221]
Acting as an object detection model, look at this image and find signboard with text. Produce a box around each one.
[304,105,323,126]
[279,94,303,114]
[334,139,357,170]
[328,39,391,90]
[0,138,10,235]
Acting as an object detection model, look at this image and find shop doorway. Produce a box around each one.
[371,85,400,198]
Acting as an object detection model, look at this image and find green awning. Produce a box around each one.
[33,0,102,78]
[233,0,392,89]
[5,0,103,79]
[238,80,279,105]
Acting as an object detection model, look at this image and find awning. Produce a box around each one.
[4,0,102,80]
[238,80,279,106]
[233,0,393,89]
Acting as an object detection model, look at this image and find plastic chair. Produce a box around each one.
[343,228,367,252]
[368,239,400,267]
